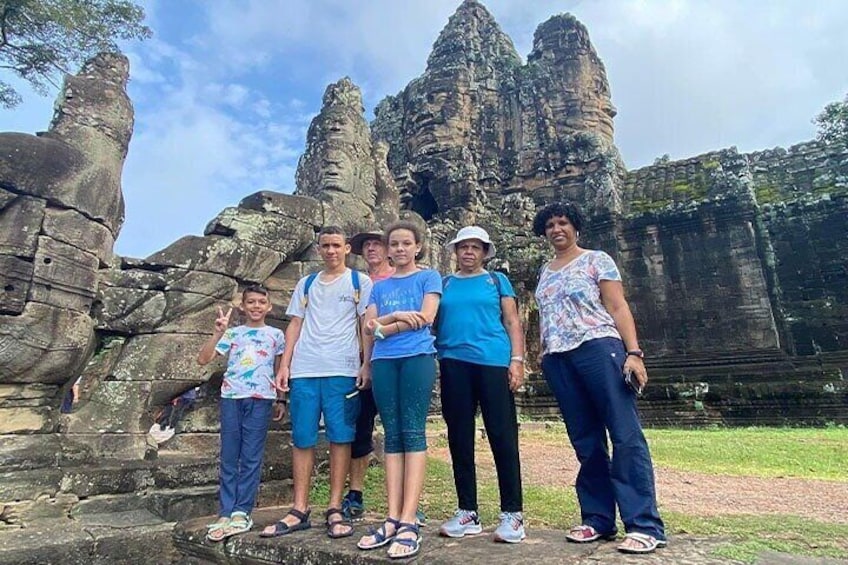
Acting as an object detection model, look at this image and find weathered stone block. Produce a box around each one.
[64,380,153,434]
[0,384,57,408]
[94,286,166,332]
[0,434,94,472]
[0,407,54,433]
[205,207,314,259]
[110,334,218,382]
[0,302,95,385]
[41,207,115,268]
[239,190,322,223]
[29,235,99,312]
[60,432,149,460]
[0,468,63,501]
[0,195,45,257]
[144,235,283,282]
[0,255,34,315]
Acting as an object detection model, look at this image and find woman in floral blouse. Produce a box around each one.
[533,201,666,555]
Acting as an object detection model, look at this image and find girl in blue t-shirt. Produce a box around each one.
[356,220,441,559]
[434,226,527,544]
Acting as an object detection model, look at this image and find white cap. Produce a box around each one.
[445,226,496,259]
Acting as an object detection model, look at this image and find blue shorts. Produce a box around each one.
[289,376,359,448]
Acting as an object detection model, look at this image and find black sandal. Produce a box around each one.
[325,507,354,539]
[259,508,311,537]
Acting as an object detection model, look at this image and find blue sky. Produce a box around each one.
[2,0,846,258]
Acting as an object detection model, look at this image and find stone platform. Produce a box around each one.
[172,507,848,565]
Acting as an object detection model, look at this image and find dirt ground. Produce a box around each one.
[428,431,848,525]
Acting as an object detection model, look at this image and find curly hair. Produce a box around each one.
[532,202,586,237]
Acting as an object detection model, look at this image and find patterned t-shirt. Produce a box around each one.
[215,325,285,399]
[535,250,622,353]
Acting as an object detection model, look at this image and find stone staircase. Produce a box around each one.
[0,430,295,565]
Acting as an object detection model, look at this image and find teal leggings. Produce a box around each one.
[371,354,436,454]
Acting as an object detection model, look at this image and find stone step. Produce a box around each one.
[171,506,800,565]
[0,514,179,565]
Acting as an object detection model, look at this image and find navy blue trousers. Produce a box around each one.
[542,337,665,540]
[219,397,273,517]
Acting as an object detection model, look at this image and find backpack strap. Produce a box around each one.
[301,272,319,308]
[488,271,503,298]
[351,270,361,307]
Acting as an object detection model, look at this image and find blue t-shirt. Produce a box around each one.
[369,269,442,360]
[215,325,285,400]
[436,271,515,367]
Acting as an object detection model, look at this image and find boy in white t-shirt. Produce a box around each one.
[260,226,373,539]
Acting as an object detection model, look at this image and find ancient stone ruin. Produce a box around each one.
[1,0,846,562]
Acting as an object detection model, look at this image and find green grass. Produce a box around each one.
[309,426,848,563]
[646,427,848,480]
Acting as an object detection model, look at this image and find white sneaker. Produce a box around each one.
[148,424,175,445]
[493,511,526,543]
[439,509,482,538]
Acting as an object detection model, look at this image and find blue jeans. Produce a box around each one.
[541,337,665,540]
[372,354,436,453]
[219,397,273,517]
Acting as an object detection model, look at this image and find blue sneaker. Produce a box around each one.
[493,511,526,543]
[439,509,482,538]
[342,492,364,522]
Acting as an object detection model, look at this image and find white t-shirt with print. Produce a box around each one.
[286,269,373,378]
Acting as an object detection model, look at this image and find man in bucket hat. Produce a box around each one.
[342,229,392,522]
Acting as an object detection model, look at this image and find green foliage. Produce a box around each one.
[814,92,848,146]
[0,0,151,108]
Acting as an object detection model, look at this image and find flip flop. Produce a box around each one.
[617,532,668,554]
[357,517,401,550]
[325,507,354,539]
[565,524,617,543]
[259,508,312,537]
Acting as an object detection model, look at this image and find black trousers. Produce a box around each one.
[439,358,523,512]
[351,387,378,459]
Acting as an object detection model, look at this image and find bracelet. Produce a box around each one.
[395,321,401,333]
[510,355,525,363]
[275,398,286,404]
[626,349,645,359]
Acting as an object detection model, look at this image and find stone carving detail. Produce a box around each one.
[296,77,400,232]
[372,0,625,222]
[0,53,131,388]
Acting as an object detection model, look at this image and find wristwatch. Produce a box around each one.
[626,349,644,359]
[510,355,525,363]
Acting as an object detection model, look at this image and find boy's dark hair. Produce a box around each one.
[532,202,586,236]
[242,284,269,299]
[318,225,346,239]
[385,220,422,244]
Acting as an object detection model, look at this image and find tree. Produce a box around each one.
[814,93,848,146]
[0,0,151,108]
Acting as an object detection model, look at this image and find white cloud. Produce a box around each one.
[3,0,846,257]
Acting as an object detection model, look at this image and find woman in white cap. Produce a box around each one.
[434,226,527,544]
